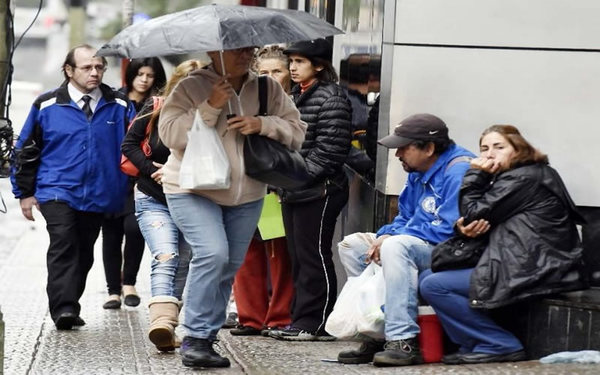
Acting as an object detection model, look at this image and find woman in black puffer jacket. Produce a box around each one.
[270,39,352,341]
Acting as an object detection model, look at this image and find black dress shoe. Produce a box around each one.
[55,312,76,330]
[73,316,86,327]
[230,325,262,336]
[456,350,527,364]
[441,352,463,365]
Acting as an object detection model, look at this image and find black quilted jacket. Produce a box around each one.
[287,81,352,193]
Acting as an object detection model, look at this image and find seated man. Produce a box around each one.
[336,113,474,367]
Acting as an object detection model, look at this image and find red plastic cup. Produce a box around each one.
[417,306,444,363]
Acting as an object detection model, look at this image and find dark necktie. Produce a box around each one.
[82,95,93,121]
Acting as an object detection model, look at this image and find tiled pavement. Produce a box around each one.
[1,179,598,374]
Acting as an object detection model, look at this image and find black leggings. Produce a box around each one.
[101,211,145,295]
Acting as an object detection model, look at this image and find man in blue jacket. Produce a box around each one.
[336,113,474,366]
[10,44,136,330]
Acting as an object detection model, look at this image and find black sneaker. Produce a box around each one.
[338,340,385,364]
[260,326,286,337]
[180,336,231,368]
[372,338,424,367]
[269,326,336,342]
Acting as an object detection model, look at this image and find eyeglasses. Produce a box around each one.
[73,64,107,73]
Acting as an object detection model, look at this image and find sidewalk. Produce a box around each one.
[0,181,598,374]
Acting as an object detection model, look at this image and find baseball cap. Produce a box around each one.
[378,113,449,148]
[283,38,333,62]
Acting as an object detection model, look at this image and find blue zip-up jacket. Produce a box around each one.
[10,83,136,213]
[376,144,475,244]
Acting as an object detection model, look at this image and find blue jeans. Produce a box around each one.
[135,190,190,299]
[166,193,263,340]
[338,233,433,340]
[419,269,523,354]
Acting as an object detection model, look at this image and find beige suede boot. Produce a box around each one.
[148,296,179,352]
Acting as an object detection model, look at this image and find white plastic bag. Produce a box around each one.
[178,110,230,190]
[324,272,362,339]
[325,262,385,339]
[355,263,385,339]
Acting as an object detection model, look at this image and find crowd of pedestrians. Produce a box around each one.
[9,37,586,370]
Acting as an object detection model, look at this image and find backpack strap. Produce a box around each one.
[258,75,268,116]
[445,155,472,174]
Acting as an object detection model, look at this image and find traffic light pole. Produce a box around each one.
[0,2,8,371]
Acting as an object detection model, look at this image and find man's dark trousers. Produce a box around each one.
[39,201,103,322]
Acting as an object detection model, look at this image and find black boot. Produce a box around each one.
[338,340,385,364]
[372,337,424,367]
[180,336,231,368]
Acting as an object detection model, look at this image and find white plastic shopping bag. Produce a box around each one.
[178,110,231,190]
[324,272,362,339]
[325,262,385,339]
[355,263,385,339]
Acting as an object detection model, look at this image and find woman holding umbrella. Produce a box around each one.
[269,38,353,341]
[230,45,295,337]
[158,47,306,368]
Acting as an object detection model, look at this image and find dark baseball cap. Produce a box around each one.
[378,113,449,148]
[283,38,332,62]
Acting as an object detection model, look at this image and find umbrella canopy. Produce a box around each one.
[97,4,343,58]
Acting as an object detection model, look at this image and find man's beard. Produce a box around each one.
[401,161,417,173]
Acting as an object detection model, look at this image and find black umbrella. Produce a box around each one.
[97,4,343,58]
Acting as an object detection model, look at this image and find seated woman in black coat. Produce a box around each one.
[419,124,586,364]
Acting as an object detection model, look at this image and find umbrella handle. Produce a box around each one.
[219,50,234,115]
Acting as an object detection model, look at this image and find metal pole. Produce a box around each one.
[122,0,134,29]
[68,0,86,48]
[121,0,134,87]
[0,0,7,369]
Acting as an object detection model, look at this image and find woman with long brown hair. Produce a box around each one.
[419,125,586,364]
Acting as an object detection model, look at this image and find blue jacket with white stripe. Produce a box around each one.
[11,82,136,213]
[376,144,475,244]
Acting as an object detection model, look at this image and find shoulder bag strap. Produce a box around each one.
[258,75,268,116]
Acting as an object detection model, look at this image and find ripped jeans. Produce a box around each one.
[135,189,191,299]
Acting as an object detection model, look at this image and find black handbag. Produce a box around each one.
[430,235,488,272]
[243,76,310,190]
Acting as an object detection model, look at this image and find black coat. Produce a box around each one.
[461,163,586,309]
[282,81,352,200]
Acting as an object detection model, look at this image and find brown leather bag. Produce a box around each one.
[120,96,162,177]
